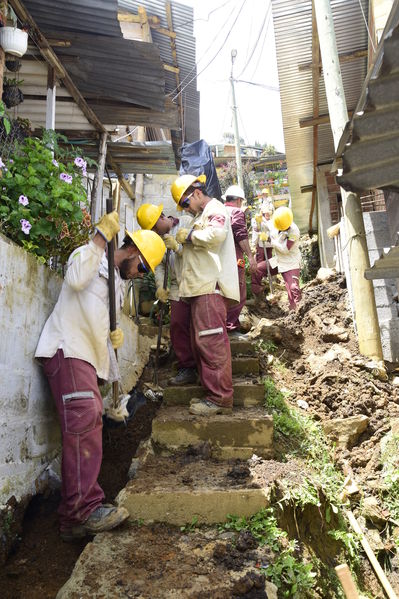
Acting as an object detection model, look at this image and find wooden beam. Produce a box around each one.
[301,185,315,193]
[309,1,320,235]
[0,1,7,96]
[118,11,176,37]
[299,110,354,128]
[298,48,367,71]
[91,132,108,222]
[107,155,135,200]
[165,1,183,135]
[163,63,180,74]
[9,0,106,133]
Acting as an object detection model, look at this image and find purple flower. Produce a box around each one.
[18,194,29,206]
[74,157,86,168]
[59,172,72,184]
[52,159,59,168]
[8,159,13,164]
[0,157,5,169]
[20,219,32,235]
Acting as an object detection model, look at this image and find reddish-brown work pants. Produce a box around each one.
[226,264,246,331]
[42,349,104,530]
[170,299,196,369]
[189,294,233,407]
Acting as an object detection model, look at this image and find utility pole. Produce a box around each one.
[314,0,383,361]
[230,49,243,189]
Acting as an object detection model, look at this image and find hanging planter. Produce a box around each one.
[2,77,24,108]
[0,26,28,57]
[5,58,22,72]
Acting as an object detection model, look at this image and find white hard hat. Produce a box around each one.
[223,185,246,201]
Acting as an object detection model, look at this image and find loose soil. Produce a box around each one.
[2,273,399,598]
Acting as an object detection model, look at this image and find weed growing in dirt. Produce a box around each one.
[180,515,199,533]
[221,508,316,597]
[380,433,399,520]
[256,339,277,354]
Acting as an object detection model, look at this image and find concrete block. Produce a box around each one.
[151,406,273,459]
[379,318,399,362]
[163,381,265,407]
[28,420,61,458]
[232,357,259,375]
[373,285,395,307]
[229,338,255,356]
[117,455,270,525]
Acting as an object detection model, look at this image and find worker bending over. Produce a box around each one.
[171,174,239,416]
[270,207,302,310]
[251,204,276,304]
[222,185,257,336]
[35,212,165,540]
[136,203,196,385]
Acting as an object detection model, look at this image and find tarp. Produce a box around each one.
[179,139,222,200]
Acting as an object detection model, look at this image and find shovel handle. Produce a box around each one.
[154,249,171,385]
[263,242,274,294]
[106,198,119,408]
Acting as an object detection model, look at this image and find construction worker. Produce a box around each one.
[270,206,302,310]
[35,212,166,540]
[251,204,277,304]
[170,174,239,416]
[136,203,197,385]
[222,185,257,336]
[259,187,274,213]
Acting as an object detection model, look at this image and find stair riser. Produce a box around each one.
[163,385,265,407]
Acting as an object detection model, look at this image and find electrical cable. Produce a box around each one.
[173,0,236,31]
[172,0,247,103]
[235,79,279,91]
[236,3,270,79]
[250,5,271,79]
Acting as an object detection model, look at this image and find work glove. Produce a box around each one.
[175,228,189,244]
[156,286,169,303]
[259,232,268,242]
[110,327,124,350]
[163,234,179,251]
[255,213,263,224]
[95,211,120,242]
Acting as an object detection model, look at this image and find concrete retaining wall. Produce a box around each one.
[0,234,153,511]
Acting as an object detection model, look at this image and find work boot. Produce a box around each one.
[169,367,198,386]
[189,399,232,416]
[60,505,129,541]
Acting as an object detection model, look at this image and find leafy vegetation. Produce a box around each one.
[380,433,399,520]
[0,131,95,265]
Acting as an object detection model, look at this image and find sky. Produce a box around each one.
[178,0,285,152]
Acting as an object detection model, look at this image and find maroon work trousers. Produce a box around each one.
[281,268,302,310]
[42,349,104,529]
[226,264,246,331]
[189,294,233,407]
[170,299,195,369]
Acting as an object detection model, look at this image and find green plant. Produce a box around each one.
[380,434,399,520]
[221,509,316,597]
[180,515,198,532]
[256,339,277,354]
[4,76,24,87]
[0,132,93,264]
[0,100,11,135]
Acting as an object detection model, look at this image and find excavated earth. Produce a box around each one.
[2,273,399,598]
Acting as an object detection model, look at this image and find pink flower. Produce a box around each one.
[52,159,59,168]
[20,219,32,235]
[18,195,29,206]
[60,173,72,184]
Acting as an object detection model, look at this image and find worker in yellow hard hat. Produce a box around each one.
[137,202,197,386]
[35,211,165,540]
[270,207,302,310]
[170,173,239,417]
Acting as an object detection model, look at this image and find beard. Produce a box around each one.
[119,257,135,280]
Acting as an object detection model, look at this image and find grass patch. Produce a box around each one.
[380,433,399,520]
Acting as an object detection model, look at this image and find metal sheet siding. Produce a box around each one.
[271,0,368,231]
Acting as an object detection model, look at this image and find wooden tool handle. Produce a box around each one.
[335,564,359,599]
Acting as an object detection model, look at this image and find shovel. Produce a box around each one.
[154,249,171,386]
[106,197,120,415]
[263,241,275,296]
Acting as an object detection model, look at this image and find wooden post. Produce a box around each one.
[309,1,320,235]
[314,0,383,361]
[45,65,56,130]
[91,132,107,223]
[0,1,8,96]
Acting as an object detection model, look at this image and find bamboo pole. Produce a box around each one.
[314,0,383,361]
[0,2,8,95]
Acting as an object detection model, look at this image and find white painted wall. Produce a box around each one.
[0,234,153,509]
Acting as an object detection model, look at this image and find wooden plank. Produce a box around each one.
[298,48,367,71]
[165,1,183,134]
[309,0,320,235]
[299,110,354,128]
[91,132,108,222]
[163,63,180,74]
[118,11,176,37]
[9,0,106,133]
[107,155,135,200]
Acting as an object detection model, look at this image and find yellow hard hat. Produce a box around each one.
[170,174,207,207]
[137,203,163,230]
[124,229,166,273]
[261,188,269,195]
[272,206,293,231]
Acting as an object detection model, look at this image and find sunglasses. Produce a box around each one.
[138,255,149,273]
[179,190,194,209]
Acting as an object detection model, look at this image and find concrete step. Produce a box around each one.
[151,405,273,460]
[163,380,265,407]
[117,454,270,525]
[229,337,256,356]
[232,356,259,375]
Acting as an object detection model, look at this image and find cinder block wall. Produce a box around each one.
[0,235,153,516]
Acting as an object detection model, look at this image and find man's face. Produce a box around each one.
[119,252,148,280]
[153,213,172,236]
[185,188,203,215]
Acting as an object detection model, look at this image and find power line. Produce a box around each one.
[235,79,279,91]
[250,6,271,79]
[172,0,248,103]
[236,2,271,79]
[173,0,236,32]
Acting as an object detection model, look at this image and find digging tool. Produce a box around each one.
[129,280,140,325]
[262,241,274,296]
[154,249,171,386]
[105,197,120,416]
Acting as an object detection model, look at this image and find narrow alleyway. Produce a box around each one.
[2,273,399,598]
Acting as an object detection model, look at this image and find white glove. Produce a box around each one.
[156,286,169,303]
[163,234,179,251]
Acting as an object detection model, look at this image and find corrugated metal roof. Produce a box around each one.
[23,0,122,37]
[271,0,368,232]
[80,141,177,174]
[23,0,166,111]
[337,2,399,193]
[118,0,200,143]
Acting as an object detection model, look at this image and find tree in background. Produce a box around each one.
[218,159,257,202]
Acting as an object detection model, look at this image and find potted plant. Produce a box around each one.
[2,77,24,108]
[0,25,28,57]
[5,58,21,72]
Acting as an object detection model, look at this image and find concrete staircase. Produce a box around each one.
[117,336,273,525]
